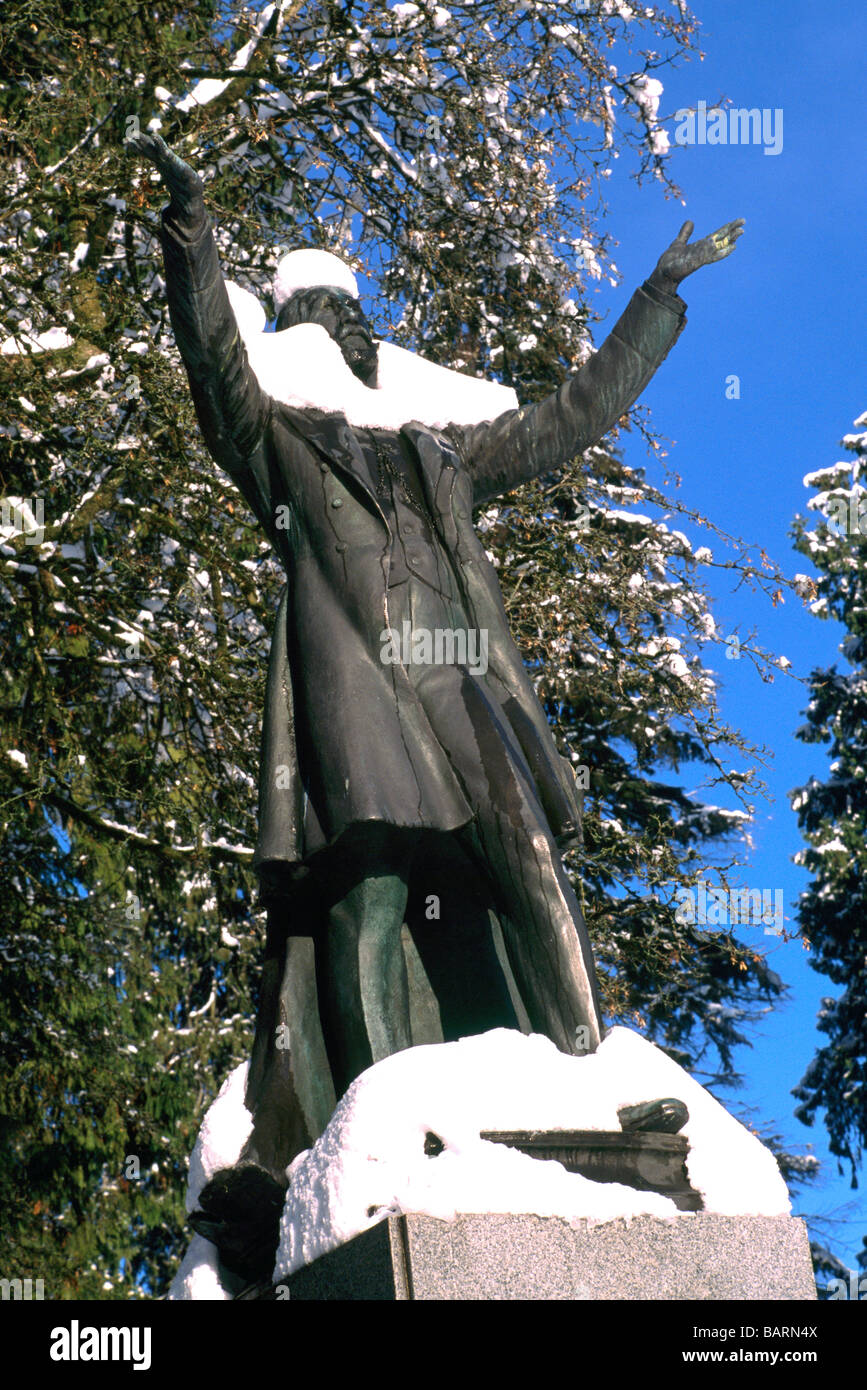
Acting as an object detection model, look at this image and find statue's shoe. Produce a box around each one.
[617,1097,689,1135]
[189,1163,286,1285]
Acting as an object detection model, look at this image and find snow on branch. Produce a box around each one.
[175,2,292,114]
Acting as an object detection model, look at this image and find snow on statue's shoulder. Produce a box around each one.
[223,279,518,431]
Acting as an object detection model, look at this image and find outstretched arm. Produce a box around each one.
[456,219,745,507]
[127,133,270,489]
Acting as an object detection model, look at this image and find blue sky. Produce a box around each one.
[585,0,865,1262]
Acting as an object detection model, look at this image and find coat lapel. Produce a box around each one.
[401,421,459,548]
[274,405,461,547]
[276,404,389,532]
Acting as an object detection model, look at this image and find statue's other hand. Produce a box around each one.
[126,131,205,215]
[650,217,745,293]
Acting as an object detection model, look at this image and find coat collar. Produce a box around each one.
[274,404,458,536]
[275,403,385,525]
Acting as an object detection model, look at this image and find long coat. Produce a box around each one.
[159,207,687,890]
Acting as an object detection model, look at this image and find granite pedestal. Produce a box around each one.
[277,1212,815,1300]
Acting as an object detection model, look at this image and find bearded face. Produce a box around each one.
[276,287,379,388]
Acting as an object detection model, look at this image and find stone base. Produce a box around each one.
[279,1213,815,1300]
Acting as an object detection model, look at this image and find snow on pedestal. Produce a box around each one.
[169,1235,232,1303]
[167,1062,252,1302]
[274,1026,789,1281]
[185,1061,253,1215]
[168,1027,790,1299]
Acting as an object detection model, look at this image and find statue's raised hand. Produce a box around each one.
[650,218,745,295]
[126,131,204,216]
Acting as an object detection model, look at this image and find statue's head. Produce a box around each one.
[273,250,378,389]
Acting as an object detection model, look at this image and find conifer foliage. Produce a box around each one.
[791,410,867,1186]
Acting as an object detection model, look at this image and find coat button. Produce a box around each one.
[331,497,343,508]
[335,542,347,552]
[320,463,328,472]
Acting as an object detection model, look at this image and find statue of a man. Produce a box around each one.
[129,133,742,1243]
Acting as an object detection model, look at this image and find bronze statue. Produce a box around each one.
[128,132,742,1282]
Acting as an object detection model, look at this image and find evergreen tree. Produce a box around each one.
[791,408,867,1201]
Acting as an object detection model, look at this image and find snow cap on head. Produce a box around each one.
[273,249,359,310]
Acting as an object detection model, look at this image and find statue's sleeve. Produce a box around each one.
[159,203,271,507]
[453,281,687,508]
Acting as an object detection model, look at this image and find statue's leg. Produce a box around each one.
[413,663,604,1055]
[458,818,603,1055]
[309,823,416,1098]
[192,887,332,1291]
[241,883,337,1180]
[192,835,414,1291]
[404,832,521,1039]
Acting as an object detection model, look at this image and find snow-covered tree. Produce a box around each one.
[791,409,867,1195]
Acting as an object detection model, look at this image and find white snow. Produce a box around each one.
[272,1028,789,1281]
[803,462,851,487]
[184,1061,252,1215]
[170,1027,789,1299]
[605,509,652,525]
[169,1235,232,1302]
[273,249,360,306]
[167,1062,253,1301]
[224,280,518,429]
[0,325,74,355]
